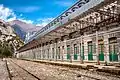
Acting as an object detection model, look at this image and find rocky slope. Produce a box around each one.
[0,19,24,57]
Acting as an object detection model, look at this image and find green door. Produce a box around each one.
[109,44,118,61]
[67,45,70,60]
[98,40,104,61]
[88,42,93,60]
[99,44,104,61]
[74,44,78,60]
[109,37,118,62]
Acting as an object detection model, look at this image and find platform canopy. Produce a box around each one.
[18,0,120,52]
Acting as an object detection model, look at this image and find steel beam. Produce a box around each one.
[53,30,69,35]
[62,26,74,30]
[96,10,119,17]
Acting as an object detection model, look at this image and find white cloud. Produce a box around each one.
[17,6,40,13]
[36,17,54,27]
[18,18,33,24]
[0,4,50,27]
[7,16,33,24]
[0,4,34,24]
[55,1,73,7]
[7,16,16,22]
[0,4,16,21]
[0,4,53,27]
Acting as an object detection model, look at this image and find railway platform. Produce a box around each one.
[22,58,120,75]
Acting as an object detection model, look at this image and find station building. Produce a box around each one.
[17,0,120,64]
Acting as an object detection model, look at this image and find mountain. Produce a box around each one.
[0,19,24,57]
[0,19,14,40]
[11,24,26,41]
[9,20,42,42]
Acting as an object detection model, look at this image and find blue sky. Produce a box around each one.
[0,0,77,26]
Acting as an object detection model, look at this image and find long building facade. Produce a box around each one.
[17,0,120,63]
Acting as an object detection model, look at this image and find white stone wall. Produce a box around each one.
[18,27,120,63]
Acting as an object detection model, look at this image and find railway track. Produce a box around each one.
[7,59,101,80]
[56,67,102,80]
[5,60,12,80]
[7,59,41,80]
[67,70,101,80]
[6,59,120,80]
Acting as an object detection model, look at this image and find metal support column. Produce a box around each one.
[96,31,100,65]
[55,43,57,61]
[80,36,84,64]
[70,42,73,63]
[64,40,67,61]
[61,46,64,61]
